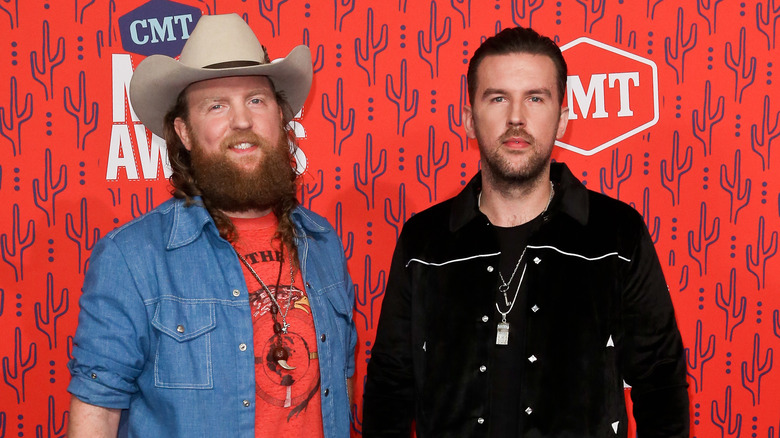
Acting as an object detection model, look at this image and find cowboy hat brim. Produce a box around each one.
[129,44,312,139]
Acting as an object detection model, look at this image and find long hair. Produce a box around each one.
[467,26,568,106]
[162,79,301,264]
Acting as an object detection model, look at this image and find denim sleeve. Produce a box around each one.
[67,236,148,409]
[341,241,357,378]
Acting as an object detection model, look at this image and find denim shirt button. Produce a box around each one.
[232,289,240,297]
[320,334,326,342]
[243,400,250,407]
[90,373,97,379]
[176,325,185,333]
[239,343,247,351]
[324,388,329,396]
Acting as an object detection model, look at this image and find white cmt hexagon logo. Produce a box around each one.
[557,37,659,156]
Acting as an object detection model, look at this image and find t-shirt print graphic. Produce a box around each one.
[250,283,321,419]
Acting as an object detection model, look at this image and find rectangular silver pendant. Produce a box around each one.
[496,322,509,345]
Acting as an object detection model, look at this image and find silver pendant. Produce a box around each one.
[496,321,509,345]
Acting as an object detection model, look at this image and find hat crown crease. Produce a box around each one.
[178,15,266,68]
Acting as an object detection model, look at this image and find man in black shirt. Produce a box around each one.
[362,26,689,437]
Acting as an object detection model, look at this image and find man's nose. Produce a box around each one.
[230,105,253,130]
[507,101,526,127]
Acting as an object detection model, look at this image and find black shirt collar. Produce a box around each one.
[448,162,590,232]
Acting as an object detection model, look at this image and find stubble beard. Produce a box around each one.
[477,126,552,189]
[189,128,297,214]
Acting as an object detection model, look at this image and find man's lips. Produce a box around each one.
[228,142,258,151]
[502,137,531,147]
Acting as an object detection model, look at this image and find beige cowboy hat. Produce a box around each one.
[129,13,312,138]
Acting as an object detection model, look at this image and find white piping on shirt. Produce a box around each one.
[405,245,630,268]
[527,245,631,263]
[405,252,501,268]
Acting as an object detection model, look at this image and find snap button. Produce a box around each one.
[232,289,240,297]
[525,407,533,415]
[528,355,537,363]
[534,257,541,264]
[477,417,485,424]
[239,343,247,351]
[90,373,97,379]
[176,325,185,333]
[481,315,489,322]
[479,365,487,372]
[324,388,329,396]
[531,305,540,313]
[487,266,494,272]
[243,400,250,407]
[320,334,326,342]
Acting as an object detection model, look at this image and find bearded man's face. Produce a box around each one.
[463,53,569,188]
[173,75,297,213]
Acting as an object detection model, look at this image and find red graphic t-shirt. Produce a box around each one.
[230,214,324,438]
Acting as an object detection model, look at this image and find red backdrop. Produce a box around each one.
[1,1,779,437]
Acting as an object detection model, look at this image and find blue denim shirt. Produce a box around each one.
[68,198,356,438]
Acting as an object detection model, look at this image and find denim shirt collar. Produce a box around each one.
[166,197,329,250]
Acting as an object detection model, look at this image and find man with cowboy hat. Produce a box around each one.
[67,13,356,437]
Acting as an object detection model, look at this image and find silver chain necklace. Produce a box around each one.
[496,263,527,345]
[498,247,527,306]
[494,181,555,346]
[234,248,297,370]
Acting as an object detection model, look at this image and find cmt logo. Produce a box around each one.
[118,0,201,57]
[557,38,659,156]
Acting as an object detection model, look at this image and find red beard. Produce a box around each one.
[189,129,297,213]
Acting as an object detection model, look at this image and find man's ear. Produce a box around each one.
[174,118,193,151]
[463,105,476,139]
[556,106,569,139]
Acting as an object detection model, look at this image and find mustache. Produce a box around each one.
[499,127,535,145]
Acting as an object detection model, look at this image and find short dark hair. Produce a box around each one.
[467,26,567,106]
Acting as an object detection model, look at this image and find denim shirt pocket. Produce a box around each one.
[320,280,351,347]
[151,298,217,389]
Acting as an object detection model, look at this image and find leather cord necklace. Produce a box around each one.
[235,248,297,370]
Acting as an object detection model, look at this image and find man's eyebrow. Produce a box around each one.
[480,87,554,98]
[481,87,506,97]
[247,88,274,96]
[195,88,274,103]
[527,87,553,97]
